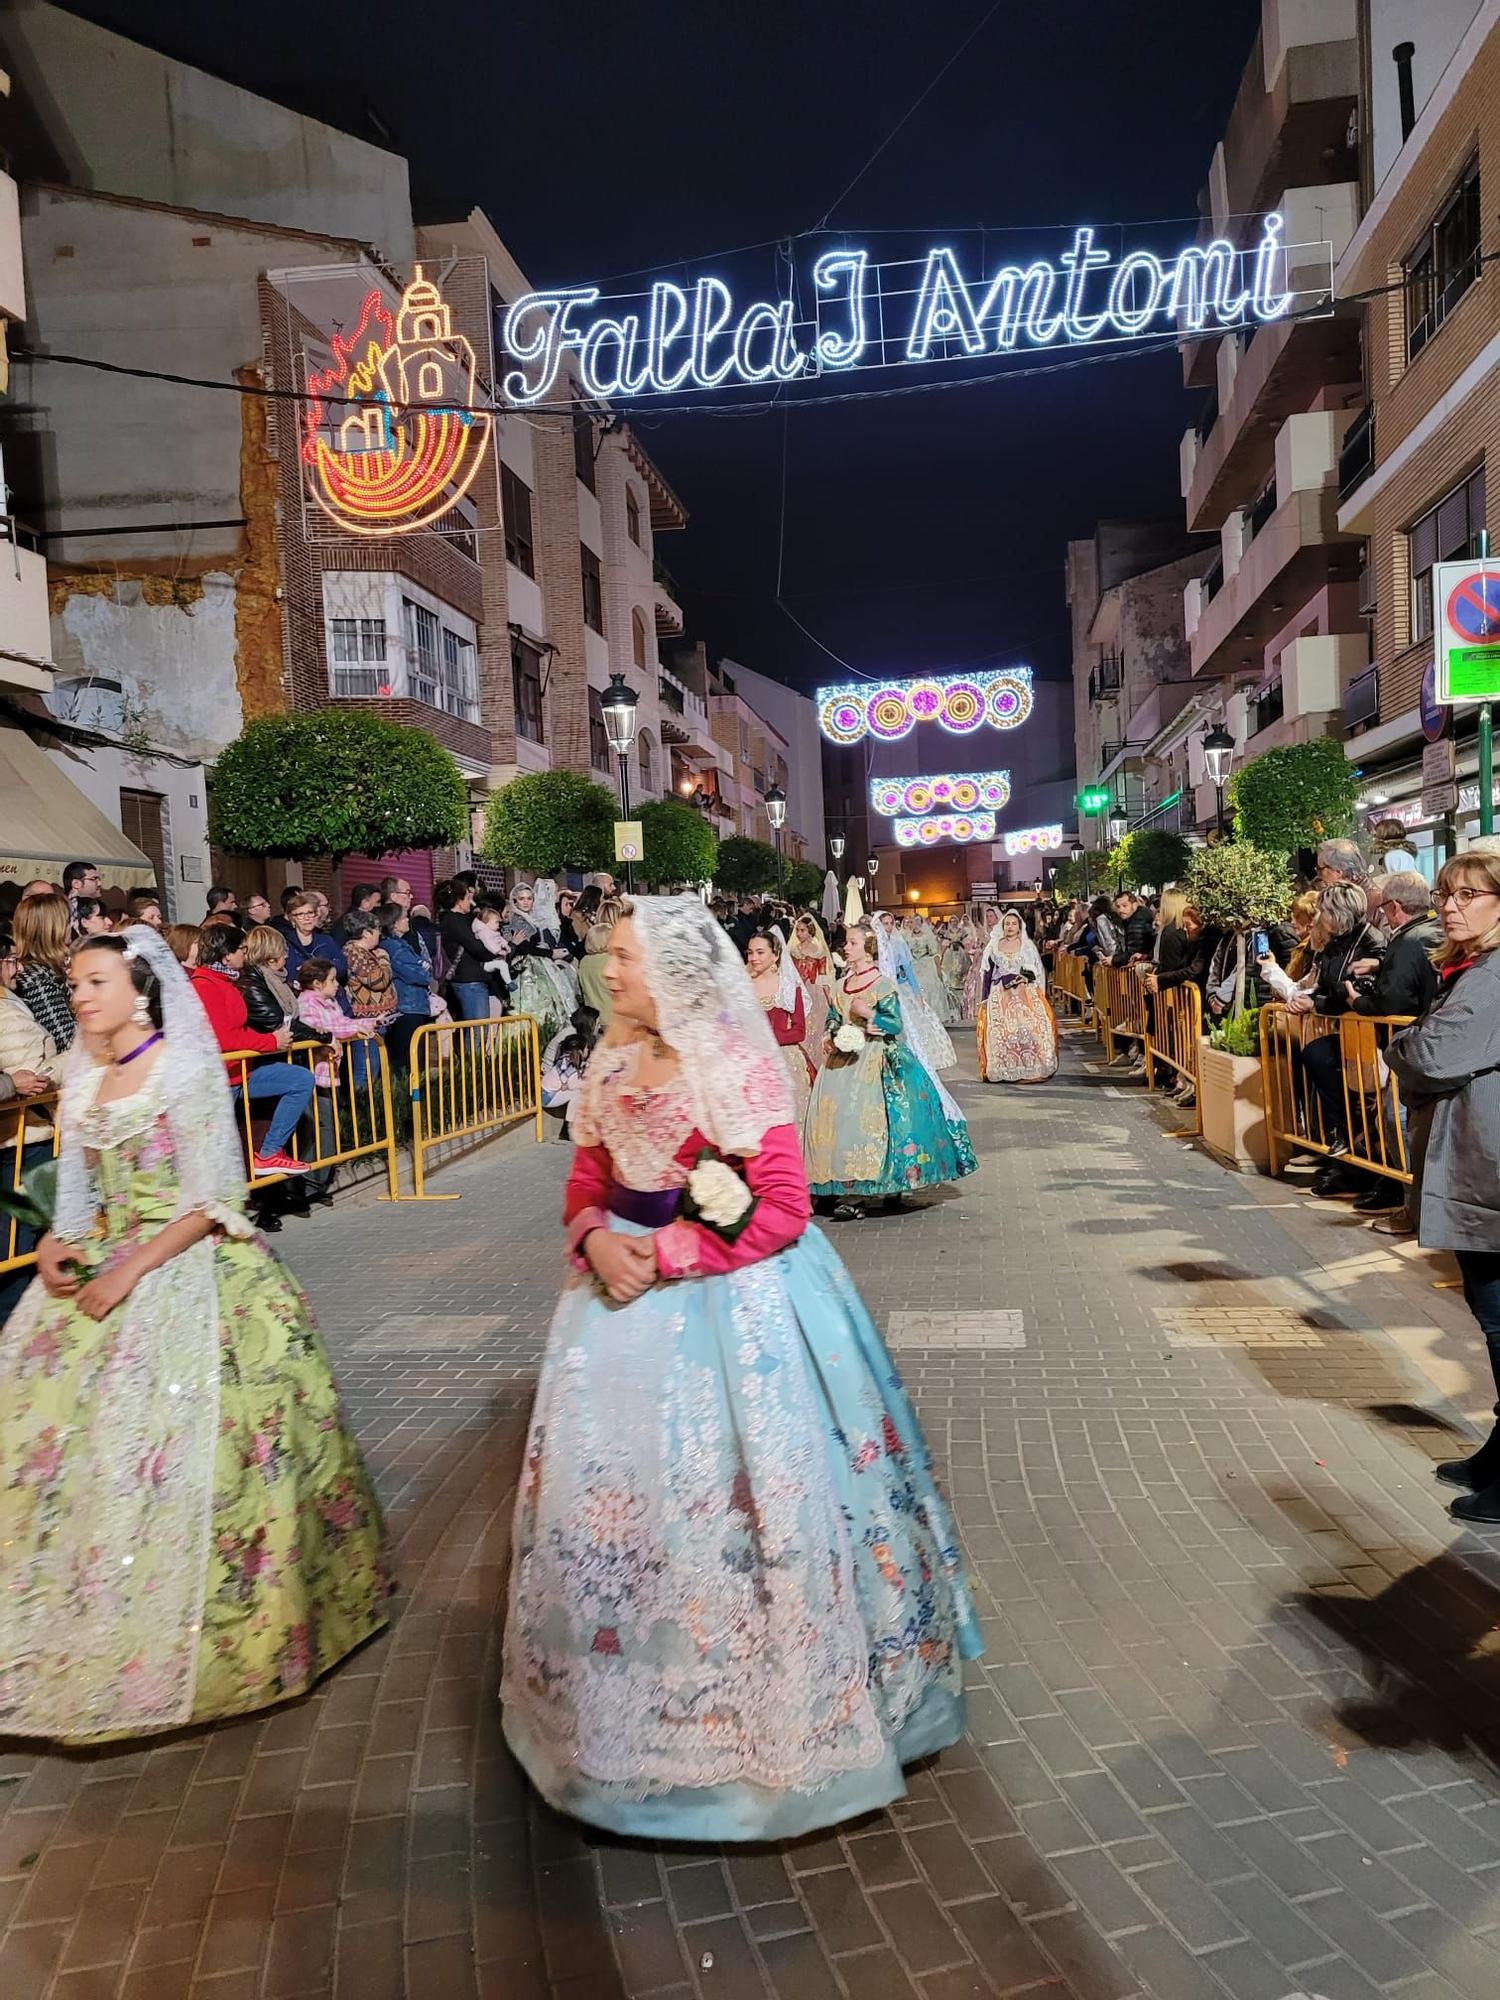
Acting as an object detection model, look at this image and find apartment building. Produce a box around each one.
[1171,0,1367,826]
[1336,0,1499,869]
[1067,520,1211,857]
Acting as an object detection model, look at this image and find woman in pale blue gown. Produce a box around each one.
[501,897,981,1840]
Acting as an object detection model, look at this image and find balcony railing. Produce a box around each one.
[658,674,685,716]
[1088,654,1123,706]
[1338,403,1374,502]
[653,556,681,600]
[1202,553,1224,603]
[1248,678,1284,736]
[1245,478,1277,545]
[1342,664,1378,732]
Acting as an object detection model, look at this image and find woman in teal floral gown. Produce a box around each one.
[0,929,389,1744]
[804,920,977,1216]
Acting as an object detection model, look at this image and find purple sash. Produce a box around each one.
[608,1184,682,1227]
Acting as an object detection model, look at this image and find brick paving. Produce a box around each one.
[6,1021,1500,1998]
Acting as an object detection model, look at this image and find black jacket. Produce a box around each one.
[439,909,494,986]
[240,965,289,1036]
[1154,922,1208,991]
[1312,920,1386,1016]
[1353,915,1441,1020]
[1112,906,1156,964]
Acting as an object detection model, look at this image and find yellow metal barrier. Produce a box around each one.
[1094,963,1150,1063]
[404,1013,545,1200]
[1142,981,1203,1131]
[0,1087,63,1281]
[1259,1005,1413,1182]
[227,1037,401,1201]
[1053,952,1092,1019]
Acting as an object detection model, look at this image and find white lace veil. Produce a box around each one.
[53,925,248,1240]
[791,915,832,966]
[531,878,560,935]
[872,912,964,1119]
[769,923,812,1019]
[625,894,794,1154]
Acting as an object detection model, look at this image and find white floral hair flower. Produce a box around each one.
[686,1156,753,1229]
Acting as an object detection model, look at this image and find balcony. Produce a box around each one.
[1342,662,1378,732]
[1337,401,1374,505]
[653,557,684,637]
[1088,654,1122,706]
[0,527,55,693]
[1213,9,1357,239]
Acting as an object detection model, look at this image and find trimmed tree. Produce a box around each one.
[1185,841,1292,1019]
[480,769,618,875]
[209,708,469,861]
[1230,736,1361,856]
[636,798,719,888]
[714,836,782,895]
[785,858,826,907]
[1113,828,1192,892]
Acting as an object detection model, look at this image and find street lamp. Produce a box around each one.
[765,781,787,899]
[1108,809,1128,891]
[1070,838,1091,903]
[600,672,639,892]
[865,853,879,909]
[829,833,845,864]
[1202,722,1236,838]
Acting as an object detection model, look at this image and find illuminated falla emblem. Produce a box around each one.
[871,771,1012,817]
[819,669,1033,745]
[1002,824,1065,856]
[893,813,996,848]
[302,270,494,536]
[502,216,1308,405]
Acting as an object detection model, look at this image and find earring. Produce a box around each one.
[132,995,151,1027]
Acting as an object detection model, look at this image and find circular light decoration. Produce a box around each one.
[941,681,985,733]
[987,676,1034,729]
[904,780,933,814]
[816,668,1034,744]
[869,769,1012,817]
[950,778,979,810]
[979,773,1013,807]
[872,779,906,815]
[889,811,996,847]
[867,688,916,740]
[820,695,867,744]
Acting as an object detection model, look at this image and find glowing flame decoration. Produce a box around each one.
[301,270,493,536]
[872,771,1011,817]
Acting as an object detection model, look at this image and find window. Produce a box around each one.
[441,628,480,724]
[329,616,389,697]
[581,545,604,633]
[1409,465,1487,642]
[626,488,642,546]
[1405,159,1481,361]
[573,402,596,492]
[119,789,166,895]
[511,634,544,744]
[403,600,441,708]
[501,464,534,576]
[638,731,653,791]
[588,686,611,771]
[631,606,649,671]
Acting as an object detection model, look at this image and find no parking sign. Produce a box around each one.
[1434,558,1500,702]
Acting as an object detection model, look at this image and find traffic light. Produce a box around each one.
[1075,786,1110,815]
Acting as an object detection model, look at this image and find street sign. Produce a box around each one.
[614,821,643,862]
[1434,559,1500,702]
[1421,738,1456,819]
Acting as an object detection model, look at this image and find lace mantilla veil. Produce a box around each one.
[574,895,793,1155]
[53,924,249,1240]
[872,915,966,1124]
[769,924,812,1021]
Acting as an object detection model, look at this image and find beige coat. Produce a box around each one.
[0,987,64,1145]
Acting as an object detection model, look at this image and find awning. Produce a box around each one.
[0,725,157,889]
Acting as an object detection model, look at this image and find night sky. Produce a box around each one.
[69,0,1260,714]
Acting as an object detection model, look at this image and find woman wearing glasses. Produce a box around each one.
[1387,851,1500,1522]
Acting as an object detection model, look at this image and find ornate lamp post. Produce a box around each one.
[601,672,639,892]
[765,782,787,900]
[1202,722,1236,839]
[1070,838,1090,904]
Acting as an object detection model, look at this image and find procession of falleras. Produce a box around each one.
[0,887,1054,1838]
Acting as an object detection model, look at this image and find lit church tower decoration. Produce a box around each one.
[303,267,494,536]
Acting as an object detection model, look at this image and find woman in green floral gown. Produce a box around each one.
[0,929,389,1744]
[804,920,976,1218]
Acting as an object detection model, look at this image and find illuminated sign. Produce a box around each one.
[893,813,996,848]
[872,771,1011,816]
[502,216,1317,404]
[301,269,493,536]
[1003,823,1064,857]
[819,669,1033,744]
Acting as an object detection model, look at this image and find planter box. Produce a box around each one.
[1197,1038,1268,1172]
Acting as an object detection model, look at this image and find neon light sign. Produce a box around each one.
[819,669,1033,744]
[302,270,493,536]
[502,216,1316,404]
[893,813,996,848]
[1002,823,1064,857]
[872,771,1012,816]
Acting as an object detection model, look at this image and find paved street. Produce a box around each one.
[6,1019,1500,2000]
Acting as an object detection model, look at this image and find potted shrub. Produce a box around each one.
[1185,843,1290,1172]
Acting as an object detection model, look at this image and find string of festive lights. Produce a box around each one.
[819,668,1033,744]
[871,770,1012,816]
[892,812,997,848]
[1002,823,1065,856]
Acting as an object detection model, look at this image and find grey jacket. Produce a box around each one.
[1385,951,1500,1252]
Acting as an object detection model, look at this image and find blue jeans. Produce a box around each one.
[451,981,490,1022]
[233,1063,315,1155]
[1457,1250,1500,1414]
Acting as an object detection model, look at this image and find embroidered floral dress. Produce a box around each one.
[501,1042,982,1840]
[0,1062,389,1743]
[803,973,978,1198]
[979,937,1059,1084]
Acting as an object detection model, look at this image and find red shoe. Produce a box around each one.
[252,1149,310,1177]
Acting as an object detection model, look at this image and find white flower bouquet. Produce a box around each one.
[833,1022,867,1056]
[680,1150,758,1243]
